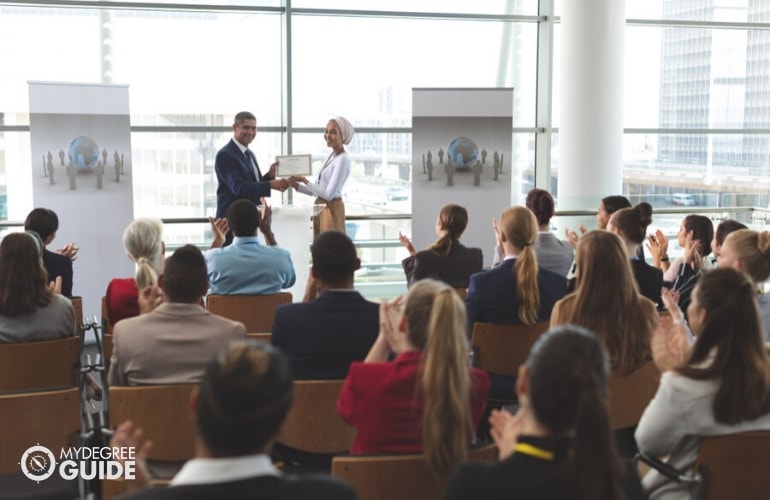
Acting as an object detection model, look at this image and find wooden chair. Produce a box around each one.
[246,332,272,344]
[276,380,355,454]
[0,336,80,393]
[101,296,112,335]
[70,296,83,327]
[207,293,292,333]
[0,387,82,473]
[470,322,550,376]
[103,333,114,365]
[331,444,498,500]
[608,362,660,430]
[694,431,770,499]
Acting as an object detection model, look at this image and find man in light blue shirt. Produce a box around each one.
[206,199,295,295]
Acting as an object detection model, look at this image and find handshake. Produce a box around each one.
[268,176,309,192]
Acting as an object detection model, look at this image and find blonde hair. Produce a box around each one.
[571,231,651,375]
[123,218,164,289]
[726,230,770,285]
[404,279,471,477]
[500,206,540,324]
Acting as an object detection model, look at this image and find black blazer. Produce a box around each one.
[402,240,483,288]
[43,248,73,297]
[271,291,379,380]
[215,139,272,220]
[631,258,663,307]
[117,474,356,500]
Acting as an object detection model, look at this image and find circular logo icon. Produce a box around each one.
[20,445,56,482]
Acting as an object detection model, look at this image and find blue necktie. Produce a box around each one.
[244,149,261,181]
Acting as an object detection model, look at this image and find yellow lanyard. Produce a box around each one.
[513,442,555,461]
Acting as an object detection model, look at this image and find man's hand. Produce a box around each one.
[57,242,79,261]
[270,178,290,192]
[208,216,229,249]
[267,161,279,180]
[259,199,277,246]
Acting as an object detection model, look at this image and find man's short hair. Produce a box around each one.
[234,111,256,125]
[162,245,208,303]
[24,208,59,242]
[227,199,260,237]
[311,231,358,285]
[197,341,293,456]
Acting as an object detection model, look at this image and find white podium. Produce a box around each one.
[269,205,315,302]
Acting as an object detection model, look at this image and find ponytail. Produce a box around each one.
[514,244,540,325]
[419,286,471,477]
[135,256,159,290]
[428,234,454,257]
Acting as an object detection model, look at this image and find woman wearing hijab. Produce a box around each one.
[290,116,354,237]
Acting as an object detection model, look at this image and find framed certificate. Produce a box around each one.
[276,154,312,176]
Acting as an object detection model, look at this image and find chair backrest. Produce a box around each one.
[108,385,197,461]
[101,296,112,335]
[0,387,81,473]
[607,362,661,429]
[70,296,83,328]
[276,379,355,454]
[0,336,80,393]
[103,333,114,365]
[331,444,498,500]
[246,332,272,344]
[695,431,770,499]
[206,293,292,333]
[470,322,550,376]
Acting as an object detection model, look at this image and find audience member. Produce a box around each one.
[648,214,714,283]
[551,230,657,375]
[607,203,663,306]
[710,218,748,263]
[636,268,770,500]
[466,206,566,330]
[206,199,295,295]
[399,204,482,288]
[493,189,574,276]
[112,341,356,500]
[24,208,78,297]
[338,279,490,477]
[717,229,770,338]
[272,231,377,379]
[565,194,632,246]
[0,232,74,343]
[108,245,246,386]
[446,326,644,500]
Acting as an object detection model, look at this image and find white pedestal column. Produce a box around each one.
[270,205,313,302]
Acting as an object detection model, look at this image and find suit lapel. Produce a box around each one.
[229,139,258,182]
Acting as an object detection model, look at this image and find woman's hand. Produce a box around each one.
[365,296,405,363]
[647,229,669,268]
[651,314,691,372]
[490,408,525,460]
[398,230,416,256]
[683,233,703,270]
[564,225,587,249]
[48,276,62,294]
[109,420,153,492]
[289,176,309,189]
[138,285,163,314]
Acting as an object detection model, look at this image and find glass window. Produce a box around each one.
[290,1,537,16]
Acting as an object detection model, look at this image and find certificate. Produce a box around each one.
[276,154,312,176]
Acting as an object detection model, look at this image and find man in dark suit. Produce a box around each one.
[215,111,290,244]
[272,231,379,380]
[24,208,78,297]
[112,342,357,500]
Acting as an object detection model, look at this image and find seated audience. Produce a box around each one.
[272,231,378,379]
[446,326,645,500]
[716,229,770,338]
[607,202,663,306]
[106,218,165,326]
[466,206,566,330]
[710,218,748,264]
[338,279,490,477]
[399,204,482,288]
[112,341,356,500]
[108,245,246,386]
[0,232,74,343]
[492,189,573,276]
[206,199,295,295]
[551,230,657,375]
[636,268,770,500]
[24,208,78,297]
[648,214,714,284]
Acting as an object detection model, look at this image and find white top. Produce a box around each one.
[635,369,770,499]
[170,453,278,487]
[297,152,350,201]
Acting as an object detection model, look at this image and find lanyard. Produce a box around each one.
[317,153,336,183]
[513,442,554,461]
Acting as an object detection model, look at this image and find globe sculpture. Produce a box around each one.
[447,137,478,169]
[68,136,100,170]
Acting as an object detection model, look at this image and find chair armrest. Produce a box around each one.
[634,452,701,485]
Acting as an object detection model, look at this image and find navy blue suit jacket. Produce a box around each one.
[271,291,379,380]
[465,258,567,330]
[43,248,73,297]
[215,139,272,219]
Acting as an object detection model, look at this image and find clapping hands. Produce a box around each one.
[398,230,416,256]
[57,242,79,261]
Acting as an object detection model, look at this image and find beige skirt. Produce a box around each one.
[314,197,346,238]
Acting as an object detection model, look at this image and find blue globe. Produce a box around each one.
[68,136,100,170]
[447,137,478,169]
